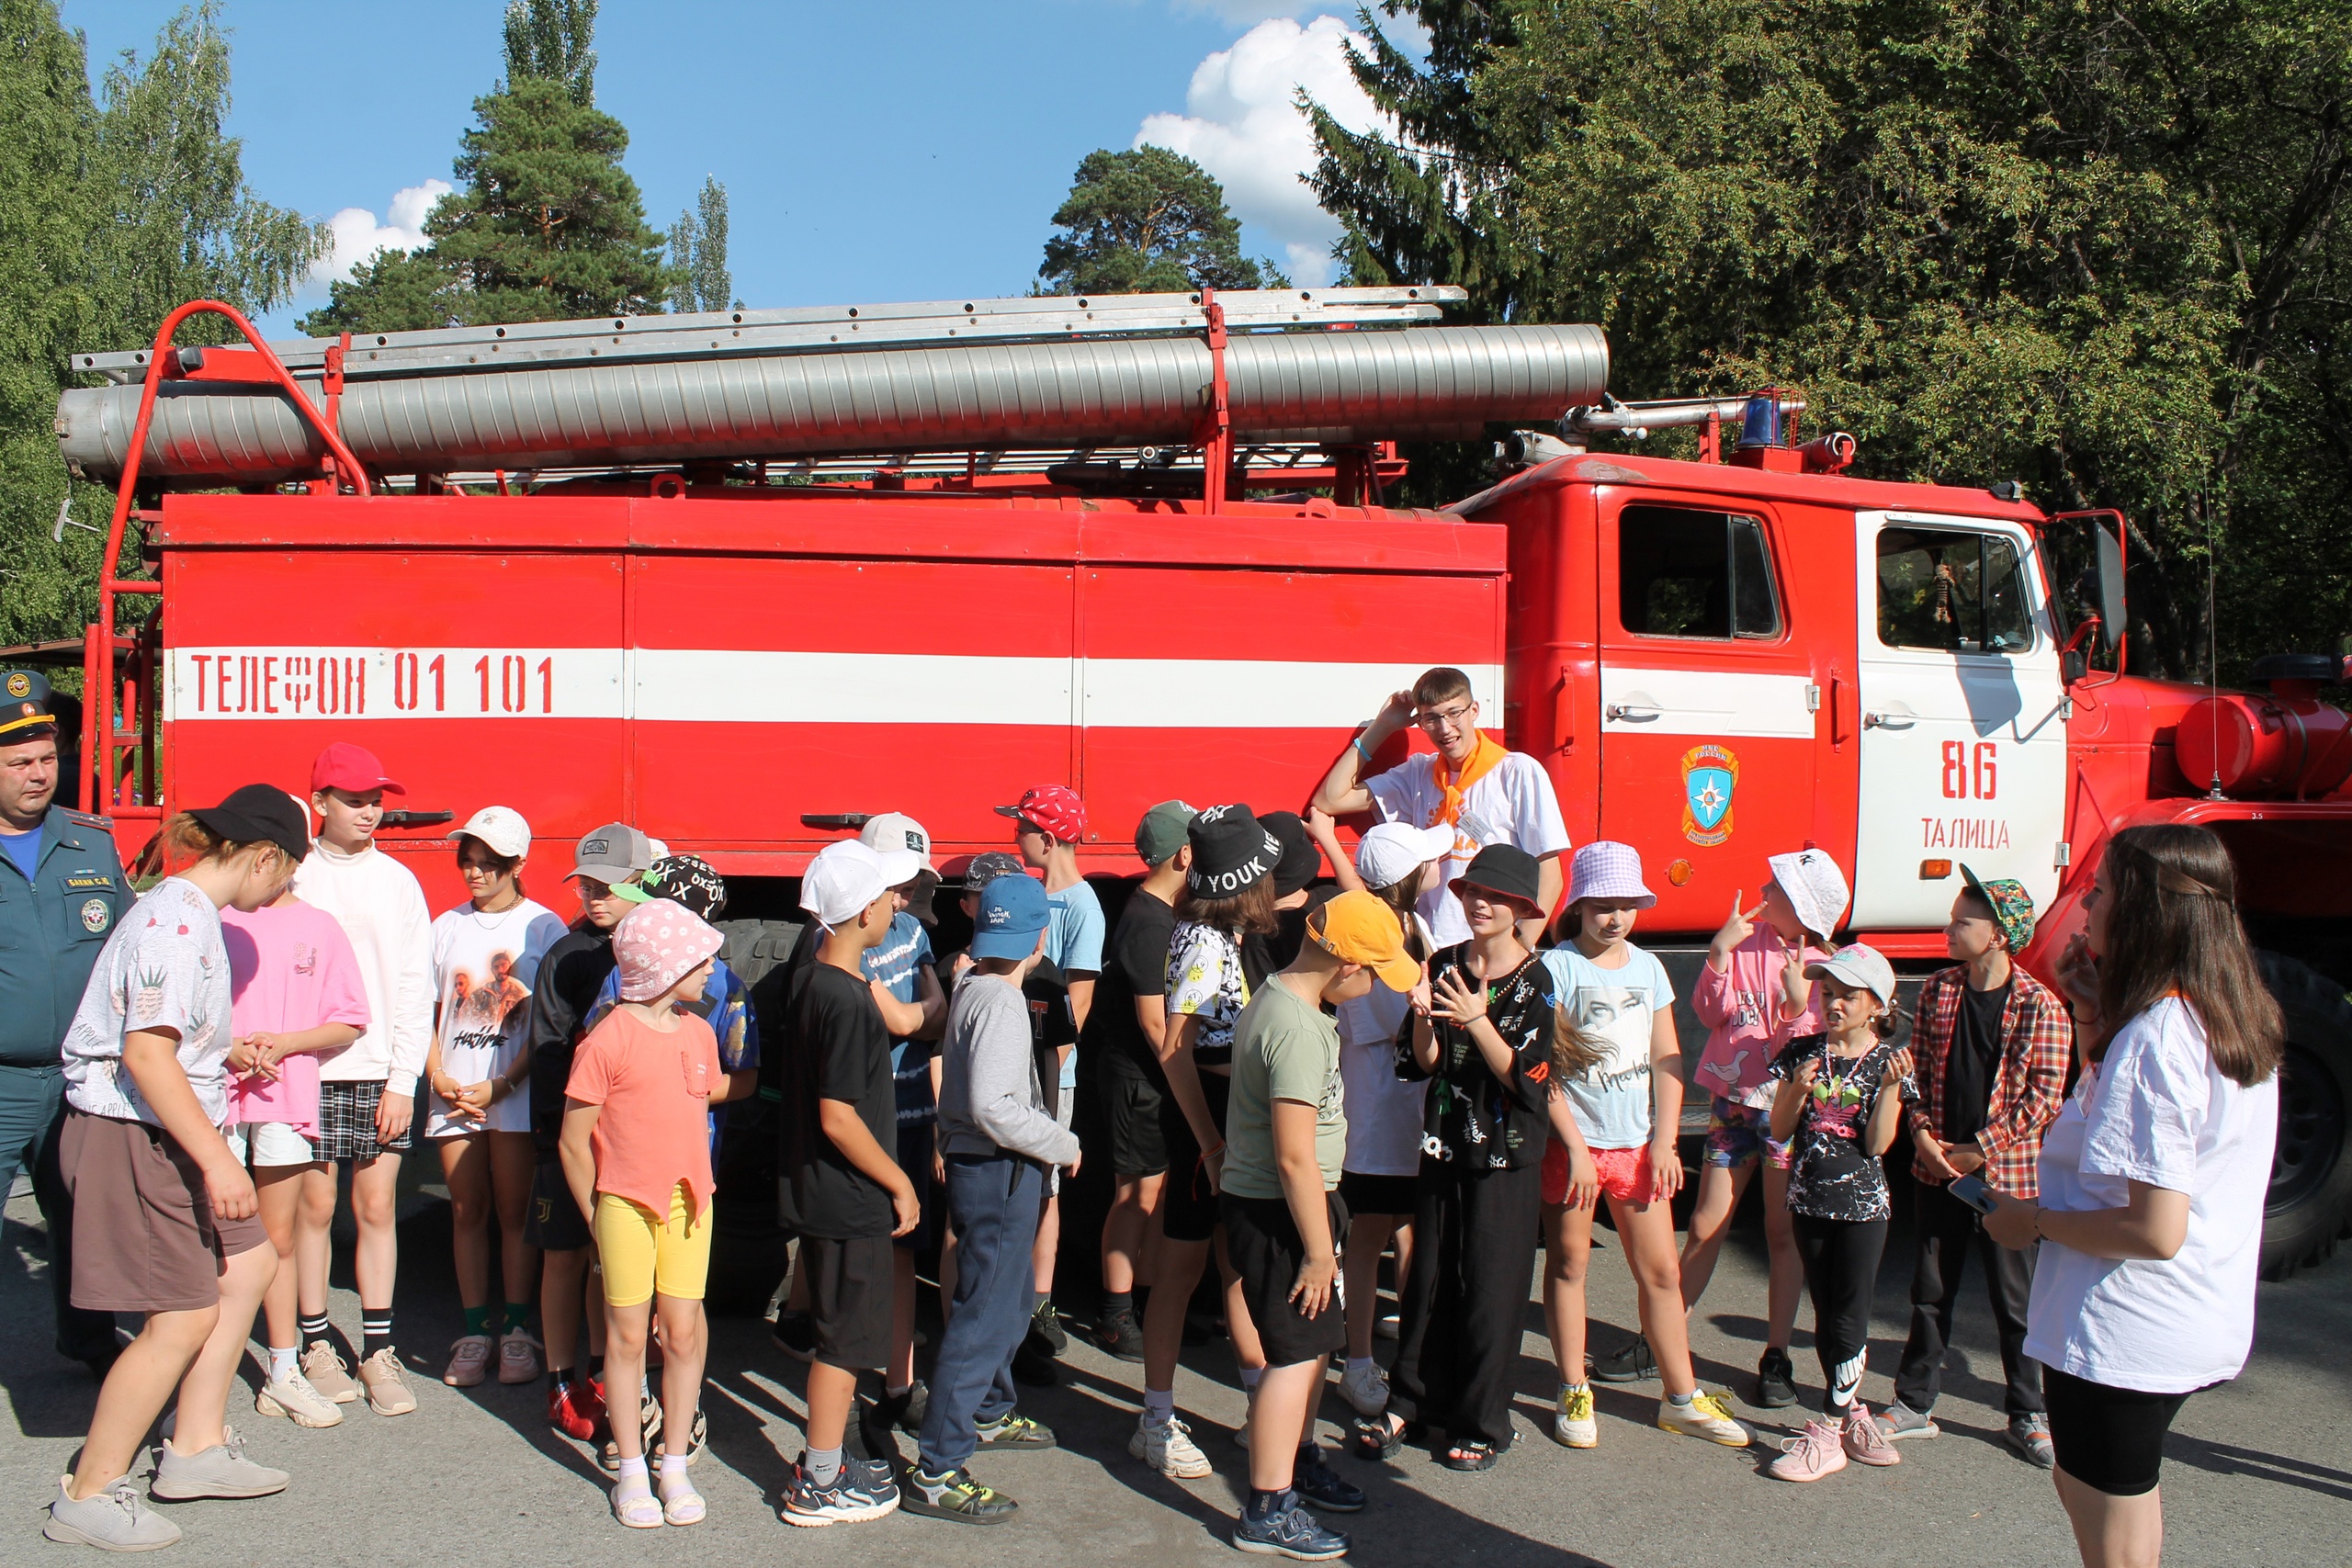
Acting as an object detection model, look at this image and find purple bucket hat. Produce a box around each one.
[1566,840,1656,909]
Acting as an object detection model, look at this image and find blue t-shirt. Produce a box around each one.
[865,910,938,1130]
[1541,943,1677,1150]
[1045,882,1104,1091]
[0,827,40,884]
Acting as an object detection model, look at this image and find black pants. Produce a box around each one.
[1792,1212,1888,1416]
[1387,1158,1542,1449]
[1894,1182,2043,1418]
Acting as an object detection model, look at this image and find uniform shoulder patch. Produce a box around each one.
[62,810,112,830]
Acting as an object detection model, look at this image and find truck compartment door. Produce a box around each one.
[1852,512,2069,927]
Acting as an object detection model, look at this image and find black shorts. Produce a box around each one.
[1339,1170,1418,1220]
[524,1159,592,1251]
[2043,1366,2198,1496]
[1220,1190,1351,1369]
[800,1234,895,1372]
[1159,1069,1231,1244]
[1102,1057,1169,1177]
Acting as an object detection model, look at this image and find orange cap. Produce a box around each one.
[1307,889,1420,992]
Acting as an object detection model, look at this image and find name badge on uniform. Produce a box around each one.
[1456,809,1498,849]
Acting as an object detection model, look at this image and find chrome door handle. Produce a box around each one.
[1606,703,1662,723]
[1862,711,1915,730]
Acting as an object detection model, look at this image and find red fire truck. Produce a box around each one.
[52,287,2352,1282]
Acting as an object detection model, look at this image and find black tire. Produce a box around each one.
[707,919,806,1314]
[2258,951,2352,1280]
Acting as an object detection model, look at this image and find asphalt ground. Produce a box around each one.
[3,1175,2346,1568]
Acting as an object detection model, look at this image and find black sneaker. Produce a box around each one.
[974,1411,1057,1450]
[897,1379,930,1434]
[1097,1307,1147,1362]
[1291,1446,1365,1514]
[1234,1495,1350,1560]
[901,1464,1019,1525]
[1589,1334,1657,1383]
[772,1310,817,1364]
[1755,1347,1800,1409]
[1030,1297,1069,1354]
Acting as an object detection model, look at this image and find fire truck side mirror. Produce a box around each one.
[2044,509,2128,669]
[2061,648,2088,685]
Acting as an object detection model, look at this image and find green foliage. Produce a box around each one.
[669,175,737,315]
[301,0,668,336]
[1310,1,2352,680]
[0,0,322,654]
[503,0,597,106]
[1040,147,1287,295]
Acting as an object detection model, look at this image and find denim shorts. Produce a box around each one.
[1704,1096,1792,1171]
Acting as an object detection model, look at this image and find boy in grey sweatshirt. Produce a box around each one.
[905,874,1080,1527]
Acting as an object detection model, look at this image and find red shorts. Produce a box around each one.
[1542,1139,1658,1205]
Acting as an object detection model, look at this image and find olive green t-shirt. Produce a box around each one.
[1222,976,1346,1201]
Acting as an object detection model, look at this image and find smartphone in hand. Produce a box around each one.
[1949,1173,1996,1215]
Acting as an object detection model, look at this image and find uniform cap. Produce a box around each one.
[1308,889,1420,992]
[969,873,1050,961]
[996,784,1087,842]
[570,822,653,885]
[310,741,405,797]
[455,805,530,859]
[0,669,57,745]
[1768,848,1850,942]
[1804,942,1897,1007]
[614,898,724,1002]
[1135,800,1198,867]
[800,839,891,928]
[1355,820,1453,891]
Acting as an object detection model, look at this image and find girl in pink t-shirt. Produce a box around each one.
[221,877,369,1429]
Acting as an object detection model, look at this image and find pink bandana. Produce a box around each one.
[614,898,723,1001]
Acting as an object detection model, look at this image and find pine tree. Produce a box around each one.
[1039,147,1285,295]
[669,176,735,314]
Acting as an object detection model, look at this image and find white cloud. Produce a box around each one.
[1135,16,1385,288]
[302,180,454,297]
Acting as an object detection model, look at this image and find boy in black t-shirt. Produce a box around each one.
[778,841,920,1528]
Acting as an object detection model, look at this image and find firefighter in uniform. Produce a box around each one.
[0,670,127,1372]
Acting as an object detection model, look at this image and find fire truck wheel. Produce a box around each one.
[2257,952,2352,1280]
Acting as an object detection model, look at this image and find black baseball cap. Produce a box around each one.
[189,784,311,864]
[1455,843,1542,908]
[1261,810,1320,897]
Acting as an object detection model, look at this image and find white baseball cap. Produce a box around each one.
[1356,820,1454,891]
[647,838,672,861]
[1804,942,1897,1006]
[801,840,891,928]
[858,812,933,882]
[456,805,531,859]
[1768,848,1851,942]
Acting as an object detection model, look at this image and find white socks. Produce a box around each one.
[1346,1357,1375,1376]
[1143,1388,1176,1425]
[268,1346,299,1382]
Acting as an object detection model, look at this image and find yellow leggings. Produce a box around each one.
[593,1185,710,1308]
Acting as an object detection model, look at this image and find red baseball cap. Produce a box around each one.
[311,741,406,796]
[995,784,1085,842]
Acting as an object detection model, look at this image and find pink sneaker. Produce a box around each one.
[1843,1407,1902,1467]
[1769,1418,1849,1482]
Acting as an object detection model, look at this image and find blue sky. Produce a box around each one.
[61,0,1399,336]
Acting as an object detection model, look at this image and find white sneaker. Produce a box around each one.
[1657,1391,1752,1448]
[1130,1413,1213,1479]
[1555,1384,1597,1449]
[255,1367,345,1428]
[497,1330,542,1385]
[1337,1360,1390,1417]
[443,1334,493,1387]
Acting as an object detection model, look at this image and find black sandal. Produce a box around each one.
[1350,1413,1412,1461]
[1440,1438,1499,1472]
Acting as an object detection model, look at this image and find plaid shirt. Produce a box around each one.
[1905,964,2072,1198]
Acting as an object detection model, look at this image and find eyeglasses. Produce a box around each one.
[1417,701,1476,730]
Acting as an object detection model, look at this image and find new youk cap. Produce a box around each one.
[1961,864,2037,952]
[455,805,531,859]
[800,839,891,928]
[1355,820,1454,891]
[571,822,654,885]
[996,784,1087,843]
[1308,889,1421,992]
[190,783,311,864]
[1768,847,1851,942]
[1804,942,1897,1007]
[310,741,405,797]
[0,670,57,746]
[969,871,1050,961]
[1135,800,1198,867]
[1186,803,1280,897]
[614,897,724,1002]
